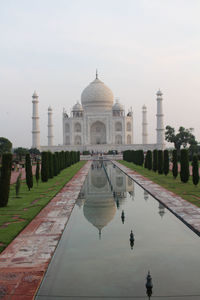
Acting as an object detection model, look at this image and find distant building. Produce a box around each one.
[32,72,165,152]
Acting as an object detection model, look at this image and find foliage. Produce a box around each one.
[192,155,199,186]
[172,149,178,179]
[165,125,197,150]
[0,153,12,206]
[14,147,28,161]
[180,149,189,183]
[25,153,33,191]
[82,150,90,155]
[15,173,21,197]
[0,137,12,154]
[48,152,54,179]
[145,150,152,170]
[41,152,49,182]
[163,150,169,176]
[35,160,40,185]
[153,149,158,172]
[29,148,40,155]
[158,150,163,174]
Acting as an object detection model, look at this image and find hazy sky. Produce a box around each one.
[1,0,200,148]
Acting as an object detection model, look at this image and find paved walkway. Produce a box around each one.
[112,161,200,236]
[0,161,91,300]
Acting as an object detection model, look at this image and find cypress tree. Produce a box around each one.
[78,151,80,162]
[158,150,163,174]
[35,160,40,185]
[163,150,169,176]
[25,153,33,191]
[0,153,12,207]
[192,155,199,186]
[15,173,21,197]
[144,152,148,168]
[41,152,48,182]
[153,149,158,172]
[139,150,144,166]
[180,149,189,183]
[147,150,152,170]
[48,152,54,179]
[53,153,58,176]
[172,149,178,179]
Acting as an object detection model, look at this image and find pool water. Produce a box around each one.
[36,161,200,300]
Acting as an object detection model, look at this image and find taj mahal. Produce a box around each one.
[31,71,165,152]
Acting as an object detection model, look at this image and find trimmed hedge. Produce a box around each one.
[0,153,12,206]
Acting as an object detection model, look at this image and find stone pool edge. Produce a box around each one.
[0,161,91,300]
[112,161,200,237]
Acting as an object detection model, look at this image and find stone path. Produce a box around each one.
[112,161,200,237]
[0,161,91,300]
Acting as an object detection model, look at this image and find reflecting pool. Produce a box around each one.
[36,161,200,300]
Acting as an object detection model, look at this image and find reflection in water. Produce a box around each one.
[144,190,149,201]
[121,210,125,224]
[145,271,153,299]
[78,161,134,237]
[158,202,165,218]
[129,230,135,250]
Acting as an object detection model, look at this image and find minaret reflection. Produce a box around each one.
[144,190,149,201]
[78,162,134,238]
[158,202,165,218]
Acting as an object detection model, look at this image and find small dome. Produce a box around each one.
[81,75,114,112]
[142,104,147,110]
[32,91,38,98]
[156,89,163,96]
[72,101,83,111]
[112,99,123,111]
[48,106,52,111]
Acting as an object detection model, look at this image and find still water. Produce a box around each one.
[36,161,200,300]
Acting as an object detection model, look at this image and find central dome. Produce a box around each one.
[81,75,114,112]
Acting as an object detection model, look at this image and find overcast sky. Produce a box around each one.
[1,0,200,148]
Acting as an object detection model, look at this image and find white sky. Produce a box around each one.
[0,0,200,148]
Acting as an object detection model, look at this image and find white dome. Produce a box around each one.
[81,76,114,112]
[112,100,123,111]
[72,101,83,111]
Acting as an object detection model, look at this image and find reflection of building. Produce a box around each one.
[78,162,134,236]
[33,72,165,152]
[158,202,165,218]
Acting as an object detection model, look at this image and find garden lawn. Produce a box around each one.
[119,160,200,208]
[0,161,86,253]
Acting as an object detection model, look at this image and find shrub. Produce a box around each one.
[25,153,33,191]
[172,149,178,179]
[192,155,199,186]
[35,160,40,185]
[153,149,158,172]
[163,150,169,176]
[41,152,49,182]
[0,153,12,206]
[180,149,189,183]
[158,150,163,174]
[15,173,21,197]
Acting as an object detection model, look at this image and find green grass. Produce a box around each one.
[119,160,200,208]
[0,161,86,253]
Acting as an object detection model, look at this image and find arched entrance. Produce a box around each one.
[90,121,106,144]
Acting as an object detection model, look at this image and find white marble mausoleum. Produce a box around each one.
[32,72,165,152]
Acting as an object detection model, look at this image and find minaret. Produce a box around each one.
[47,106,54,147]
[156,90,164,149]
[142,105,148,144]
[32,91,40,149]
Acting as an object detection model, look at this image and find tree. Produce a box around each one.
[0,137,12,155]
[158,150,163,174]
[146,150,152,170]
[14,147,28,161]
[165,126,197,150]
[29,148,40,155]
[0,153,12,206]
[48,152,54,179]
[163,150,169,176]
[172,149,178,179]
[41,152,49,182]
[15,173,21,197]
[35,160,40,185]
[192,155,199,186]
[25,153,33,190]
[153,149,158,172]
[180,149,189,183]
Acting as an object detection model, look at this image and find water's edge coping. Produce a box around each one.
[112,160,200,238]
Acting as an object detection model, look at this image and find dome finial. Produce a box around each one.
[96,69,98,79]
